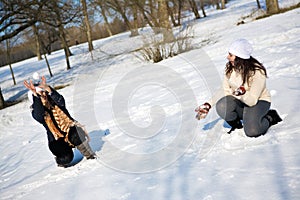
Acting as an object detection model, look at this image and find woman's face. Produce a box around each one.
[227,53,236,65]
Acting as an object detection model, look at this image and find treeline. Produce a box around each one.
[0,0,229,69]
[0,16,129,67]
[0,0,284,75]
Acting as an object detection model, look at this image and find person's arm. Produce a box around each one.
[37,76,66,108]
[48,87,66,108]
[31,95,45,123]
[195,75,227,120]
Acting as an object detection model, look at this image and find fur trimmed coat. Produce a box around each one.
[31,88,75,143]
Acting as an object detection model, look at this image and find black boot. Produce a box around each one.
[76,141,96,159]
[265,109,282,127]
[226,118,243,134]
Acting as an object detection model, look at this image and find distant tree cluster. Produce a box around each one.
[0,0,231,69]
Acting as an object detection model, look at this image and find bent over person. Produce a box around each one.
[24,74,95,167]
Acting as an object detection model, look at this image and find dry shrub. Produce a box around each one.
[138,25,194,63]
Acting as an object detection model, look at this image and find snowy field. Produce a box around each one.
[1,0,300,199]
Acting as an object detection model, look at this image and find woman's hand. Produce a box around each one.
[38,76,51,93]
[23,80,37,96]
[233,86,246,96]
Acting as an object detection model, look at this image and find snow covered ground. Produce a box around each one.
[1,0,300,199]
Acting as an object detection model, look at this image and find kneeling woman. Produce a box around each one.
[195,39,282,137]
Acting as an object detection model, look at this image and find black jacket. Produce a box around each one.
[31,88,74,143]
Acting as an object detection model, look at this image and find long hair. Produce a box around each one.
[225,56,267,86]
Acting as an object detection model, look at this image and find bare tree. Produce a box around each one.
[221,0,226,9]
[105,0,139,37]
[32,24,42,60]
[42,0,81,70]
[167,0,185,26]
[0,0,45,43]
[0,87,5,109]
[189,0,200,19]
[200,0,207,17]
[39,25,60,55]
[158,0,174,42]
[176,0,184,25]
[93,0,113,36]
[133,0,160,31]
[214,0,221,10]
[1,0,80,71]
[130,1,139,36]
[256,0,261,9]
[5,39,16,85]
[43,53,53,77]
[81,0,94,51]
[265,0,279,14]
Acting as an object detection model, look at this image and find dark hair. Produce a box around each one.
[225,56,267,86]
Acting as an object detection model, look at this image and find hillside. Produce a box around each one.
[0,0,300,199]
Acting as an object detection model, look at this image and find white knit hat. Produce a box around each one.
[228,39,253,59]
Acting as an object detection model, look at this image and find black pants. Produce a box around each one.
[49,138,74,165]
[216,95,271,137]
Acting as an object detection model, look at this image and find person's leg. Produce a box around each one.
[49,138,74,166]
[68,126,95,159]
[243,100,270,137]
[216,96,244,121]
[76,140,96,159]
[216,96,244,133]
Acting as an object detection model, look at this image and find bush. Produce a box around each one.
[138,25,194,63]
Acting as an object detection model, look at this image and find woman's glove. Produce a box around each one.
[233,86,246,96]
[195,102,211,120]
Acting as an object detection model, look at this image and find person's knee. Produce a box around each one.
[68,125,87,146]
[216,96,236,119]
[244,125,266,137]
[216,96,229,117]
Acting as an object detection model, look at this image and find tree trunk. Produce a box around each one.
[200,0,207,17]
[266,0,279,14]
[167,1,178,27]
[58,24,72,70]
[32,24,42,60]
[81,0,94,51]
[136,0,160,33]
[112,0,136,37]
[177,0,183,25]
[97,0,112,36]
[6,39,16,85]
[215,0,221,10]
[256,0,261,9]
[131,3,139,37]
[158,0,175,42]
[221,0,226,9]
[44,53,53,77]
[189,0,201,19]
[149,0,156,20]
[0,87,5,109]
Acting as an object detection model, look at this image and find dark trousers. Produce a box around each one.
[49,138,74,165]
[216,95,271,137]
